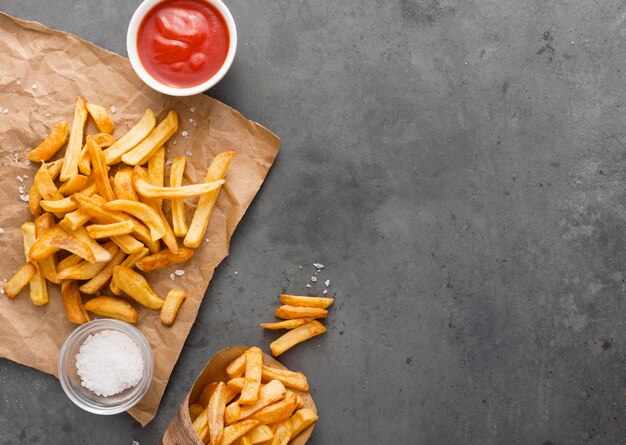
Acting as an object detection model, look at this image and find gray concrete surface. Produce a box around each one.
[0,0,625,443]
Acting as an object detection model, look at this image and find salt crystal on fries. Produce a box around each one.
[27,121,69,162]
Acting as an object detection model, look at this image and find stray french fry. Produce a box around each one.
[227,352,247,379]
[27,121,69,162]
[135,248,193,272]
[189,403,204,422]
[199,382,219,407]
[269,419,292,445]
[270,321,326,356]
[103,200,166,241]
[160,288,186,326]
[86,220,134,239]
[225,380,286,425]
[35,162,64,200]
[79,247,126,294]
[216,420,259,445]
[208,382,229,445]
[112,265,164,309]
[57,242,118,280]
[29,225,95,264]
[121,110,178,165]
[61,280,90,324]
[58,175,90,196]
[3,262,37,299]
[93,132,116,148]
[240,347,263,405]
[112,167,138,201]
[185,151,235,248]
[170,156,188,236]
[21,222,48,305]
[274,305,327,320]
[261,366,309,392]
[247,391,298,425]
[103,108,156,165]
[71,226,112,262]
[83,296,138,323]
[109,247,149,295]
[260,318,315,331]
[60,97,88,181]
[35,213,60,284]
[279,294,335,309]
[87,136,116,201]
[85,103,114,134]
[289,408,318,439]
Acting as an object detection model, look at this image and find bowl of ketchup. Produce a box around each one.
[127,0,236,96]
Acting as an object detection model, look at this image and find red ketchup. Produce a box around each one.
[137,0,230,88]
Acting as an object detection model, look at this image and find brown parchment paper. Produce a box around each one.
[0,13,280,426]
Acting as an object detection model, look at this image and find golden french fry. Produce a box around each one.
[57,253,83,272]
[189,403,204,422]
[85,103,114,134]
[29,187,42,217]
[35,162,64,200]
[240,347,263,405]
[184,151,235,248]
[216,420,259,445]
[247,391,298,425]
[134,168,224,199]
[156,205,180,253]
[279,294,334,309]
[227,377,245,393]
[78,143,91,175]
[60,96,88,181]
[41,182,98,215]
[47,158,64,178]
[147,146,165,209]
[35,213,60,284]
[260,318,315,331]
[111,234,144,254]
[93,132,116,148]
[135,248,193,272]
[260,366,309,392]
[29,225,95,264]
[3,262,37,299]
[269,419,292,445]
[87,136,116,201]
[58,175,90,196]
[226,352,247,379]
[168,156,188,236]
[27,121,69,162]
[270,321,326,356]
[86,220,134,239]
[83,296,138,323]
[274,305,327,320]
[192,407,209,441]
[198,382,219,407]
[103,200,166,241]
[21,222,48,305]
[61,280,90,324]
[122,111,178,165]
[57,242,118,280]
[71,226,112,262]
[289,408,318,439]
[225,380,286,425]
[104,109,156,165]
[113,167,138,201]
[79,247,126,294]
[160,288,186,326]
[109,247,149,295]
[237,425,274,445]
[208,382,229,445]
[112,265,164,309]
[292,392,304,410]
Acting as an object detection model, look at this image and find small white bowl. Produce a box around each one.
[127,0,237,96]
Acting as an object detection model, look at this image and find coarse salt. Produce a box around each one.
[189,118,195,123]
[16,176,23,182]
[313,263,324,269]
[325,279,330,287]
[174,269,185,276]
[31,82,38,90]
[189,107,196,113]
[181,131,189,138]
[110,106,117,114]
[186,151,192,157]
[75,330,143,397]
[299,265,303,270]
[2,108,8,114]
[0,228,4,235]
[24,159,30,166]
[19,195,29,202]
[323,289,328,295]
[306,284,311,288]
[311,276,317,282]
[170,273,175,280]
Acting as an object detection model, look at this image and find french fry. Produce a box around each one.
[112,167,138,201]
[192,408,210,442]
[189,403,204,422]
[40,182,98,214]
[109,247,149,295]
[247,391,298,425]
[133,165,224,199]
[226,352,247,379]
[185,151,235,248]
[71,226,112,262]
[79,247,126,294]
[155,205,180,253]
[60,96,88,181]
[29,225,95,264]
[21,222,48,305]
[199,382,219,407]
[270,321,326,356]
[111,234,144,254]
[121,110,178,165]
[208,382,229,445]
[236,425,274,445]
[216,420,259,445]
[86,221,134,239]
[240,347,263,405]
[260,366,309,392]
[57,242,118,280]
[85,102,114,134]
[289,409,318,439]
[87,136,116,201]
[160,288,186,326]
[224,380,286,425]
[135,248,193,272]
[170,156,188,236]
[227,377,245,393]
[103,200,166,241]
[274,305,327,320]
[260,318,315,331]
[269,419,292,445]
[103,108,156,165]
[34,162,64,200]
[93,132,116,148]
[29,187,42,217]
[279,294,335,309]
[27,121,69,162]
[292,391,304,410]
[58,175,90,196]
[57,253,83,272]
[3,262,37,299]
[83,296,138,323]
[147,146,165,211]
[112,265,164,309]
[78,143,91,175]
[60,280,90,324]
[35,213,60,284]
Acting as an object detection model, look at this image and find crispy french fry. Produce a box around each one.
[289,409,318,439]
[160,288,186,326]
[270,321,326,356]
[85,103,114,134]
[147,146,165,210]
[83,296,138,323]
[78,143,91,175]
[27,121,69,162]
[57,242,118,280]
[292,391,304,410]
[192,407,209,442]
[155,205,180,253]
[227,377,245,393]
[112,265,164,309]
[133,165,224,199]
[35,162,64,200]
[57,253,83,272]
[189,403,204,422]
[71,226,112,262]
[3,262,37,299]
[109,247,149,295]
[21,222,48,305]
[61,280,90,324]
[35,213,60,284]
[170,156,188,236]
[58,175,90,196]
[103,109,156,165]
[29,186,42,217]
[29,225,95,264]
[237,425,274,445]
[86,220,134,239]
[208,382,229,445]
[216,420,259,445]
[111,234,144,254]
[135,248,193,272]
[93,132,116,148]
[279,294,335,309]
[40,182,98,214]
[260,366,309,392]
[269,419,292,445]
[199,382,219,407]
[260,318,315,331]
[112,167,138,201]
[240,347,263,405]
[60,97,88,181]
[79,247,126,294]
[184,151,235,248]
[87,136,116,201]
[227,352,247,379]
[103,200,166,241]
[274,305,327,320]
[247,391,298,425]
[121,111,178,165]
[46,158,64,178]
[225,380,286,425]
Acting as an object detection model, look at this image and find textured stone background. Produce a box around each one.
[0,0,625,443]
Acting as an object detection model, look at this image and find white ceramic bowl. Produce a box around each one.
[127,0,237,96]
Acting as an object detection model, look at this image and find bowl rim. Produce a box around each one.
[126,0,238,96]
[57,318,154,415]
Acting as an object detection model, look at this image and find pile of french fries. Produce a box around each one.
[190,347,318,445]
[260,295,334,356]
[3,97,235,327]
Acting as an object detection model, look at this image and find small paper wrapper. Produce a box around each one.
[0,13,280,425]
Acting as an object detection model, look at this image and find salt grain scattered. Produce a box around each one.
[323,289,328,295]
[31,82,38,90]
[174,269,185,276]
[313,263,324,269]
[234,271,238,275]
[132,441,140,445]
[186,150,192,157]
[45,113,51,117]
[2,108,8,114]
[16,80,20,85]
[205,238,209,243]
[24,159,30,166]
[306,284,311,288]
[16,176,23,182]
[0,228,4,235]
[181,131,189,138]
[165,159,173,166]
[189,107,196,112]
[110,106,117,114]
[19,195,29,202]
[325,279,330,287]
[310,276,317,282]
[299,265,303,270]
[169,273,175,280]
[189,118,195,123]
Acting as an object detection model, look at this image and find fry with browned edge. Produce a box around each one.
[61,280,90,324]
[269,321,327,356]
[160,289,186,326]
[84,296,138,323]
[3,262,37,299]
[27,121,69,162]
